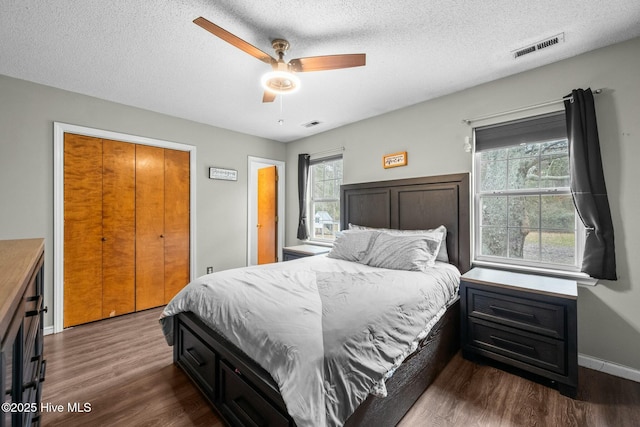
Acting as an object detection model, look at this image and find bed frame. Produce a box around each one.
[173,173,470,427]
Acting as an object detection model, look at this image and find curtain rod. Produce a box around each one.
[462,89,602,126]
[309,146,345,157]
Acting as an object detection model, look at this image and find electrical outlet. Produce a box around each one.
[206,266,213,274]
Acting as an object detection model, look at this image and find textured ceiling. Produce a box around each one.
[1,0,639,142]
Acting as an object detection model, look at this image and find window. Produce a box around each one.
[474,112,582,271]
[308,155,343,242]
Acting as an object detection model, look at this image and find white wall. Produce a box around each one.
[285,37,640,371]
[0,75,286,329]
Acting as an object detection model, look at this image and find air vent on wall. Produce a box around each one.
[513,33,564,59]
[302,120,321,128]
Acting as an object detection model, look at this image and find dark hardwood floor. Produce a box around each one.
[42,308,640,427]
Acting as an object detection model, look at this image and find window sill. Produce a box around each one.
[472,260,598,287]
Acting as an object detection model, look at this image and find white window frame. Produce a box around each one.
[307,155,343,244]
[472,118,586,276]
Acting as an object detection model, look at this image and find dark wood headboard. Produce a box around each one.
[340,173,470,273]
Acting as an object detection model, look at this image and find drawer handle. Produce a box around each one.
[25,295,44,317]
[233,396,266,427]
[22,357,46,391]
[25,306,47,317]
[185,347,205,367]
[489,305,535,320]
[39,359,47,383]
[490,335,536,355]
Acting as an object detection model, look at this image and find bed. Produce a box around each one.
[160,173,470,427]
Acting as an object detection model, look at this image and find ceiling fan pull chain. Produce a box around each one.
[278,96,284,125]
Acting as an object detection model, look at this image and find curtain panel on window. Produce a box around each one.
[564,88,617,280]
[297,153,310,240]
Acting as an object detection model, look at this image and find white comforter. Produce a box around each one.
[160,255,459,427]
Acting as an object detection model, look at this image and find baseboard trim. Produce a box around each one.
[44,326,55,336]
[579,353,640,383]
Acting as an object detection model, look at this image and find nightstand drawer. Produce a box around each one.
[282,252,305,261]
[467,288,565,339]
[468,318,566,375]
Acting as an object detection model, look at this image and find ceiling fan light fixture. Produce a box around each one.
[261,70,300,95]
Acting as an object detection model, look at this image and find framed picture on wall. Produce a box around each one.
[209,167,238,181]
[383,151,408,169]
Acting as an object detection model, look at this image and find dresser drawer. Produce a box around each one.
[468,318,566,375]
[466,287,566,339]
[176,322,217,399]
[220,361,290,427]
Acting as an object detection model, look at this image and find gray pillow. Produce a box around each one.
[362,232,442,271]
[349,223,449,263]
[327,230,378,262]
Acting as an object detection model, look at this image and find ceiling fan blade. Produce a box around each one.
[262,91,276,103]
[193,17,276,65]
[289,54,366,72]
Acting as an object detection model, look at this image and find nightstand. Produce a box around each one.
[282,244,330,261]
[460,268,578,398]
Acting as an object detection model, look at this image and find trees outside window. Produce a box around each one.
[475,112,582,271]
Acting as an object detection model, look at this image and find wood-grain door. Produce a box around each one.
[64,135,190,325]
[102,139,136,318]
[164,149,190,303]
[64,134,104,327]
[257,165,277,264]
[135,145,165,310]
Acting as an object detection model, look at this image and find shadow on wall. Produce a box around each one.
[577,286,640,372]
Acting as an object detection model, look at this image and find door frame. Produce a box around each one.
[247,157,285,266]
[53,122,197,333]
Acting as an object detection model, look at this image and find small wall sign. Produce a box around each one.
[383,151,408,169]
[209,167,238,181]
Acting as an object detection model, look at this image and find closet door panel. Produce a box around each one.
[135,145,165,310]
[64,134,103,327]
[102,139,136,317]
[164,149,191,303]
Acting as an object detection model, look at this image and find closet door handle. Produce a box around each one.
[101,237,107,241]
[160,234,165,238]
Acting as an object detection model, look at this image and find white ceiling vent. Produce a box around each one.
[513,33,565,59]
[302,120,322,128]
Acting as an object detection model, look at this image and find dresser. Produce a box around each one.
[282,244,330,261]
[0,239,46,427]
[460,268,578,397]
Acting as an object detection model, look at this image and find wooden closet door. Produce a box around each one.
[64,134,103,327]
[164,149,190,303]
[102,139,136,317]
[135,145,165,310]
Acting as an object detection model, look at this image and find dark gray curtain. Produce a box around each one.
[564,88,617,280]
[296,154,310,240]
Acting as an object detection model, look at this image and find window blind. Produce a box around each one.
[475,111,567,151]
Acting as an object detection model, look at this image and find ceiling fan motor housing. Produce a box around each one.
[271,39,290,58]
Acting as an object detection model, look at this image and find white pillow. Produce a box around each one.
[362,232,442,271]
[327,230,377,262]
[349,224,449,263]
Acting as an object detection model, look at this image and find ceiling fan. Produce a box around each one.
[194,17,366,103]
